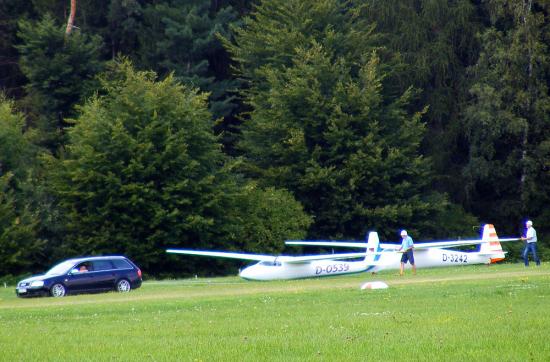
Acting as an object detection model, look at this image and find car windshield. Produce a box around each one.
[45,260,77,275]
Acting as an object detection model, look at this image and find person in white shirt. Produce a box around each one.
[521,220,540,266]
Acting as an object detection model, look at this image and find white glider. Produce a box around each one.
[167,232,388,281]
[286,224,518,273]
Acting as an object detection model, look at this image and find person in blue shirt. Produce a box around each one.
[398,230,416,276]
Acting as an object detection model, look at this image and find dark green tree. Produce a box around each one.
[359,0,483,200]
[105,0,144,59]
[137,0,240,121]
[16,14,104,151]
[0,95,44,276]
[229,0,451,240]
[462,0,550,236]
[51,60,310,275]
[0,0,35,99]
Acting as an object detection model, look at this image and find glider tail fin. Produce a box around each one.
[480,224,505,263]
[365,231,381,264]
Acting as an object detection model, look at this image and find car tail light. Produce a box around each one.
[137,268,142,279]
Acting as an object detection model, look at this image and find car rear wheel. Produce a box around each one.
[50,283,66,297]
[116,279,131,292]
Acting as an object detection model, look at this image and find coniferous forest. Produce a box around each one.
[1,0,549,278]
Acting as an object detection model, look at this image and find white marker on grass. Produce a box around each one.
[360,281,389,290]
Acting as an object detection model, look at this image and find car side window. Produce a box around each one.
[93,260,114,271]
[74,262,92,273]
[111,259,133,269]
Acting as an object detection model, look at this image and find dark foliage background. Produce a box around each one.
[0,0,548,278]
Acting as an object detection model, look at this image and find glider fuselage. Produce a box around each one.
[239,258,371,280]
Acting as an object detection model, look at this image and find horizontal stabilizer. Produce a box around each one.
[477,251,509,256]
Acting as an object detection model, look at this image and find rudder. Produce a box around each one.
[480,224,505,263]
[365,231,381,264]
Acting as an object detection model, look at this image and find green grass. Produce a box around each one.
[1,264,550,361]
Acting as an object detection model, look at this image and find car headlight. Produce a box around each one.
[30,280,44,287]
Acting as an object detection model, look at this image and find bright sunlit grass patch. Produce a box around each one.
[1,263,549,361]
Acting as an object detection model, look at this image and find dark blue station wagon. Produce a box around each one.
[16,256,142,297]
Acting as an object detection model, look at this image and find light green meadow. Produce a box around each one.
[1,263,549,361]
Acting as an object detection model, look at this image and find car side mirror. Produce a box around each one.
[70,268,79,274]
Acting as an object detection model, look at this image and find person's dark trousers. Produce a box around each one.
[523,243,541,266]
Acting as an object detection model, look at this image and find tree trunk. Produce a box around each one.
[65,0,77,36]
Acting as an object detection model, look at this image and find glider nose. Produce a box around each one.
[239,267,253,280]
[239,264,264,280]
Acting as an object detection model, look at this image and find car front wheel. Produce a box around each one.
[116,279,131,292]
[50,283,66,297]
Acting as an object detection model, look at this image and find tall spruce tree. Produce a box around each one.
[228,0,450,240]
[16,14,103,151]
[105,0,144,59]
[359,0,482,200]
[137,0,240,121]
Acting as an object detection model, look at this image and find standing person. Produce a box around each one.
[398,230,416,276]
[521,220,541,266]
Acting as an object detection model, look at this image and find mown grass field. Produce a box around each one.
[1,263,549,361]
